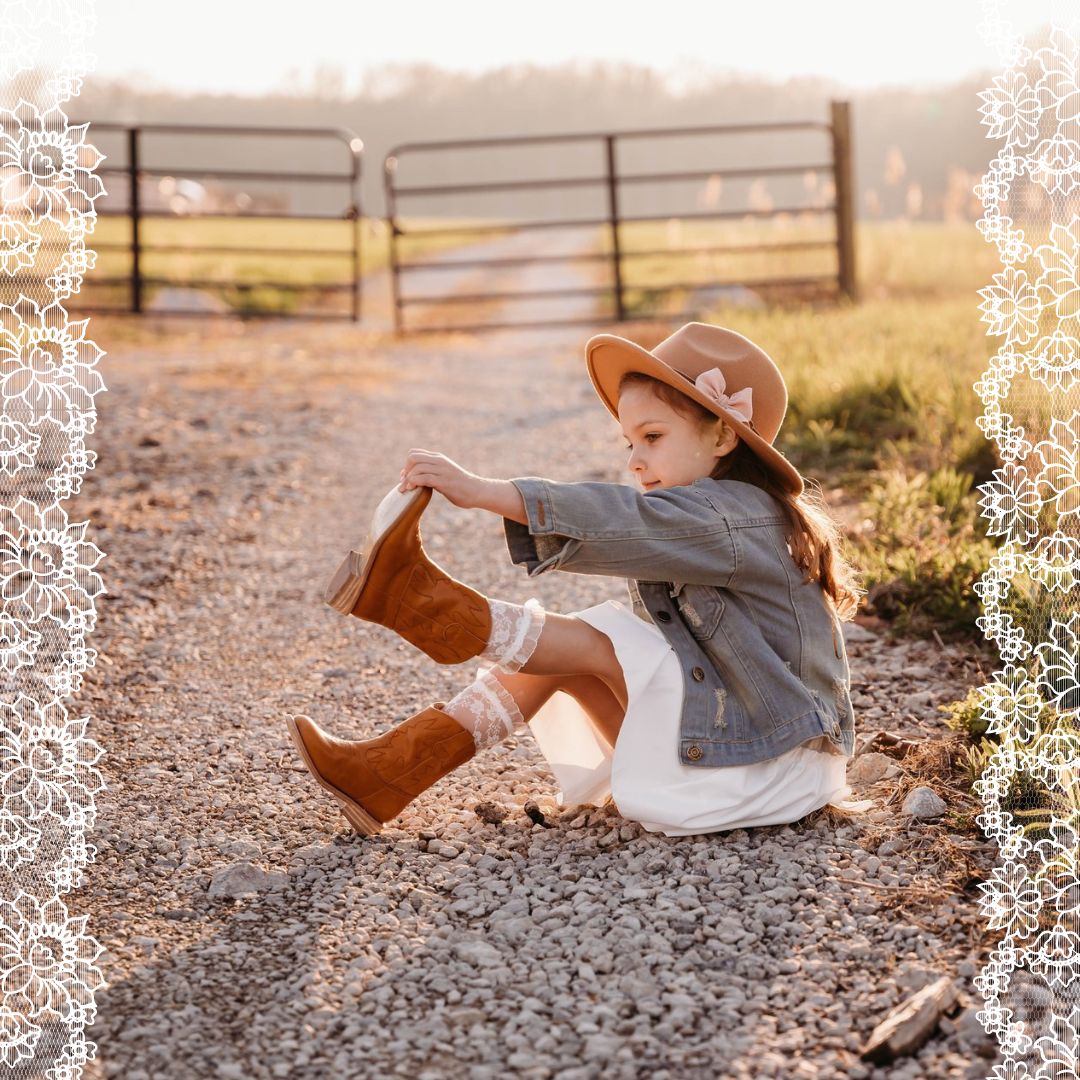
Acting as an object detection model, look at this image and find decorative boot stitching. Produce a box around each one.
[366,716,468,795]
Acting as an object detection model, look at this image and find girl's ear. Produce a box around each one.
[713,420,738,458]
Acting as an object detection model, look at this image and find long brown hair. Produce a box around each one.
[619,371,865,621]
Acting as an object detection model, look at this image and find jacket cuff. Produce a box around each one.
[508,477,558,535]
[502,478,579,577]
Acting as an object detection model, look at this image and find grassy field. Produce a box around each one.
[77,215,509,316]
[601,216,1001,307]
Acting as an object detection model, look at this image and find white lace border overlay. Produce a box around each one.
[971,4,1080,1072]
[0,3,108,1078]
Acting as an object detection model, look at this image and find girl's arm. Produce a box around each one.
[398,450,528,522]
[397,450,736,584]
[492,475,738,586]
[473,478,529,526]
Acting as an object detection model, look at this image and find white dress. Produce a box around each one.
[478,598,873,836]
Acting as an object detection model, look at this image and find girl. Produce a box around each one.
[286,321,870,837]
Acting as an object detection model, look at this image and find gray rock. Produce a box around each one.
[207,861,287,899]
[903,786,947,819]
[429,839,462,859]
[848,752,899,784]
[954,1006,1000,1059]
[452,940,503,968]
[287,843,335,867]
[582,1033,624,1061]
[222,839,262,860]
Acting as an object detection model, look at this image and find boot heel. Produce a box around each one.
[323,484,432,614]
[324,549,366,614]
[338,802,383,835]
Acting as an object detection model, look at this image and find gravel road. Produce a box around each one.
[69,298,1003,1079]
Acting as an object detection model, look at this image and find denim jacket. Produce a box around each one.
[502,475,855,768]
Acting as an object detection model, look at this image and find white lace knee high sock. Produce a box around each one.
[478,597,546,674]
[444,669,525,751]
[443,598,547,751]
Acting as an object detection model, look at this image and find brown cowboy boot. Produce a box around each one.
[286,704,476,835]
[324,484,494,665]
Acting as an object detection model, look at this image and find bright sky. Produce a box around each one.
[91,0,1073,97]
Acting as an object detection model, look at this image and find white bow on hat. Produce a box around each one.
[693,366,754,426]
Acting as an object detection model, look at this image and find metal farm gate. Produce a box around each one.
[384,100,856,334]
[68,121,365,321]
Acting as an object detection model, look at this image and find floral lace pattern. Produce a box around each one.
[970,6,1080,1072]
[479,596,546,674]
[444,669,525,751]
[0,5,107,1079]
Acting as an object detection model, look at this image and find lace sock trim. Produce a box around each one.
[479,597,546,674]
[444,669,525,751]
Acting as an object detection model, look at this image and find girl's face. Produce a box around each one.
[618,383,738,491]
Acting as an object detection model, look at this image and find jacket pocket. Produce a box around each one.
[675,583,725,640]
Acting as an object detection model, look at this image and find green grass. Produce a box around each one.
[943,683,1080,847]
[598,217,1001,310]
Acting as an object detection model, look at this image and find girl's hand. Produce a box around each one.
[399,449,489,510]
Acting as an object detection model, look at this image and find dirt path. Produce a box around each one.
[352,224,606,333]
[71,247,999,1078]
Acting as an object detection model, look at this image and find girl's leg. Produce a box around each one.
[444,668,626,752]
[559,672,626,750]
[495,669,625,749]
[459,600,627,750]
[506,611,628,710]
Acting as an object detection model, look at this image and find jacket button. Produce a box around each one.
[686,745,703,760]
[655,610,672,623]
[691,667,705,681]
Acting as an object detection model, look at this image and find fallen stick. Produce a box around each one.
[832,874,949,897]
[860,975,959,1064]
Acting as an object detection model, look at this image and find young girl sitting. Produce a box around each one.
[287,321,869,837]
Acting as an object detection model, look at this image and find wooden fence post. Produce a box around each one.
[831,100,858,302]
[128,127,142,314]
[604,134,626,322]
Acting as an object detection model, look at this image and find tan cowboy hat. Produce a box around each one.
[585,321,804,497]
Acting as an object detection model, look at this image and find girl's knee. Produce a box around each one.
[561,673,625,716]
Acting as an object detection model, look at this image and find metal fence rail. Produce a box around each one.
[66,121,365,321]
[385,102,856,334]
